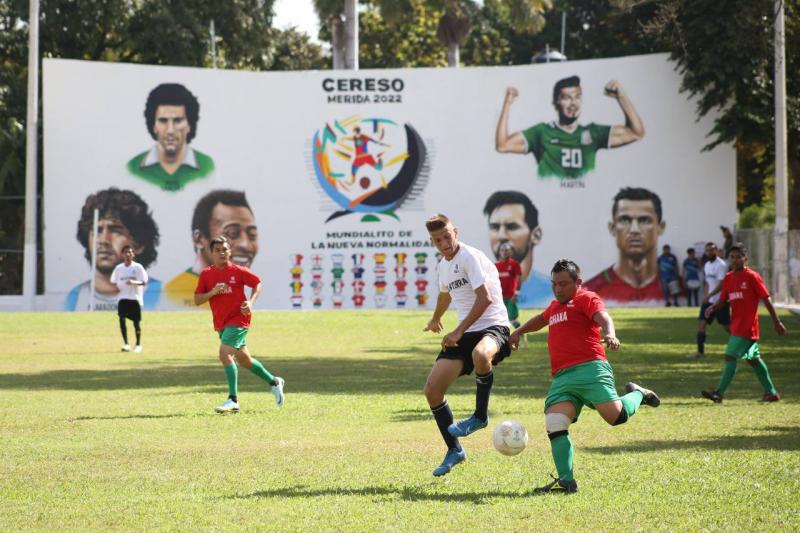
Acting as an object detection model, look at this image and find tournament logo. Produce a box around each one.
[311,116,428,222]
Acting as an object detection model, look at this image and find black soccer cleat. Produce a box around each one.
[701,388,723,403]
[533,475,578,494]
[625,382,661,407]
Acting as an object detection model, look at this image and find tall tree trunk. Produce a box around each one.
[330,15,345,70]
[446,42,459,67]
[343,0,358,70]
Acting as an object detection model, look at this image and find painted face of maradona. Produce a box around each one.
[89,217,142,274]
[153,105,190,158]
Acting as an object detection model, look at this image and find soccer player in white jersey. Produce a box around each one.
[422,214,512,477]
[110,246,149,352]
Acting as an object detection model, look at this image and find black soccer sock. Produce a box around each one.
[696,331,706,354]
[431,400,461,451]
[474,370,494,422]
[119,317,128,344]
[134,321,141,345]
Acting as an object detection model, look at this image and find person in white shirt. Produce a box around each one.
[422,214,511,477]
[110,246,149,352]
[691,242,731,358]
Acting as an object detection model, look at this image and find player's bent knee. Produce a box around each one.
[612,409,628,426]
[545,412,571,438]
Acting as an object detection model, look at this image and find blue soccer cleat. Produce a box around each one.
[447,414,488,437]
[432,448,466,477]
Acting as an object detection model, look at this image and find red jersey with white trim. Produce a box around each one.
[583,266,662,305]
[195,263,261,331]
[495,258,523,298]
[542,288,607,375]
[719,267,769,339]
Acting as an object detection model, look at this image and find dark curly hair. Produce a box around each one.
[144,83,200,143]
[76,188,160,268]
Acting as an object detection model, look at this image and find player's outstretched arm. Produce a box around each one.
[762,297,787,335]
[593,310,620,351]
[424,291,451,333]
[495,87,528,154]
[606,80,645,147]
[509,313,546,350]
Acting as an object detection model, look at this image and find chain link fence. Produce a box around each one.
[735,228,800,303]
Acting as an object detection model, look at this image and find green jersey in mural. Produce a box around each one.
[522,122,611,179]
[127,146,214,192]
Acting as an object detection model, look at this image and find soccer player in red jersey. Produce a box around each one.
[509,259,660,493]
[496,242,523,328]
[701,244,786,403]
[194,236,285,414]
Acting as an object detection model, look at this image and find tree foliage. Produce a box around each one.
[621,0,800,227]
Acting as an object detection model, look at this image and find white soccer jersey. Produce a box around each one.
[110,261,149,305]
[704,258,728,304]
[436,242,510,332]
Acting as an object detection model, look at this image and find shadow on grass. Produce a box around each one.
[585,426,800,453]
[230,484,552,503]
[70,414,189,421]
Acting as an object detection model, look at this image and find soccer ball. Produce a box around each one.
[492,420,528,456]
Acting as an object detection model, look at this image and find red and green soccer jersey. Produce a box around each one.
[495,258,522,299]
[522,122,611,179]
[541,288,608,375]
[719,267,770,340]
[195,263,260,331]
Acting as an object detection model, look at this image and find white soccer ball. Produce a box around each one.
[492,420,528,456]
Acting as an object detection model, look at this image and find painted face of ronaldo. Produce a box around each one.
[556,86,582,124]
[153,105,190,158]
[488,204,531,262]
[429,223,459,261]
[610,199,663,261]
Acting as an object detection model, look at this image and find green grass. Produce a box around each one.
[1,308,799,531]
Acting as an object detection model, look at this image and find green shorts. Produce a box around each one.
[544,359,619,422]
[725,335,760,360]
[218,327,248,349]
[503,298,519,321]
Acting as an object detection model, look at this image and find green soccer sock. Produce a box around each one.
[249,358,277,386]
[223,364,238,398]
[716,360,737,395]
[751,359,777,394]
[550,433,574,482]
[620,390,644,418]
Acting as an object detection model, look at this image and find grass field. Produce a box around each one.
[1,308,799,531]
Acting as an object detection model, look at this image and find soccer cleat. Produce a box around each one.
[762,391,781,402]
[214,398,240,414]
[701,388,723,403]
[271,377,285,407]
[625,382,661,407]
[533,475,578,494]
[133,345,142,353]
[447,414,488,437]
[121,344,131,352]
[687,352,705,359]
[432,448,466,477]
